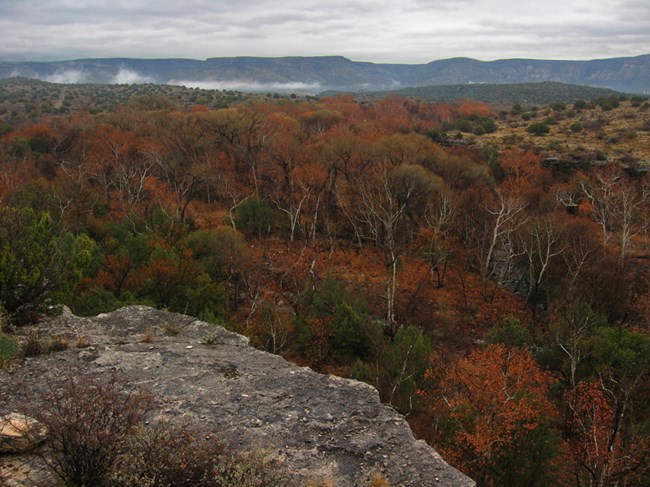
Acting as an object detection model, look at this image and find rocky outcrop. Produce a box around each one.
[0,306,474,486]
[0,414,47,454]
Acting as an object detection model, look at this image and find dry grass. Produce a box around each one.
[21,331,43,357]
[474,100,650,165]
[163,321,182,336]
[141,327,155,343]
[368,475,390,486]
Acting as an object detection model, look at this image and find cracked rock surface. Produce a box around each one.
[0,306,474,486]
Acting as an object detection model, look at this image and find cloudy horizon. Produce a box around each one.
[0,0,648,64]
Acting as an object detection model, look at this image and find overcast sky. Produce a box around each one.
[1,0,648,63]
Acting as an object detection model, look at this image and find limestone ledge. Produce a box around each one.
[0,305,474,487]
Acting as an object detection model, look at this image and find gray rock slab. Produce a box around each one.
[0,305,474,486]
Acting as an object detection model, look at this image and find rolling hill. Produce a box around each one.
[343,81,623,105]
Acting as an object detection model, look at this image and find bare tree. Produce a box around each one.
[465,189,527,301]
[518,215,567,305]
[354,161,408,333]
[579,170,642,263]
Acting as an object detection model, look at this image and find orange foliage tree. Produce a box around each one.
[424,344,560,485]
[566,381,649,486]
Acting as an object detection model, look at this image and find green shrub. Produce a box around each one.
[487,316,531,348]
[295,275,372,365]
[0,206,94,325]
[202,330,223,345]
[0,334,18,360]
[476,116,497,133]
[454,118,473,133]
[234,197,275,238]
[472,124,485,135]
[425,129,448,143]
[180,275,229,321]
[352,325,432,413]
[527,122,551,136]
[72,287,123,316]
[569,121,583,133]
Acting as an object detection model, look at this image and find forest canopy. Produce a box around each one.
[1,87,649,486]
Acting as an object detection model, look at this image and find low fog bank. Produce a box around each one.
[0,67,156,85]
[167,79,323,94]
[3,67,325,93]
[43,68,154,85]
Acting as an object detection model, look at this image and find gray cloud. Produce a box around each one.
[0,0,647,63]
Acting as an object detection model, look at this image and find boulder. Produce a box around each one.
[0,413,47,453]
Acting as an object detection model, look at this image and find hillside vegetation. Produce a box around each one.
[1,87,649,486]
[0,78,262,125]
[476,96,650,166]
[347,81,621,105]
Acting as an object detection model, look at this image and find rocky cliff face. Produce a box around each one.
[0,306,474,486]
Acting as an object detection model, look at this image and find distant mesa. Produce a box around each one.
[0,54,648,94]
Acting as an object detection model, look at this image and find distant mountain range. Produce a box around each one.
[0,55,648,94]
